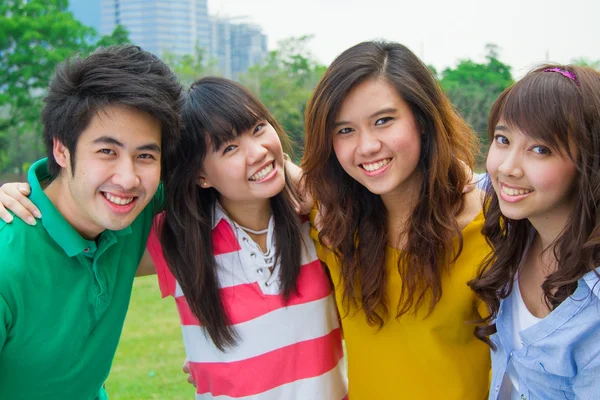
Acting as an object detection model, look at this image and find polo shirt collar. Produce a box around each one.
[28,159,132,257]
[212,201,228,230]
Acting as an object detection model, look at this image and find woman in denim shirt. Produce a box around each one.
[469,64,600,400]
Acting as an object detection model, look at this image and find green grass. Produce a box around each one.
[105,276,193,399]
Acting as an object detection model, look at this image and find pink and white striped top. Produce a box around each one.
[146,206,348,400]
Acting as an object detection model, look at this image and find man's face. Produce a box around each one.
[54,105,162,239]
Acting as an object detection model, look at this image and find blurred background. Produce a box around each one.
[1,0,598,398]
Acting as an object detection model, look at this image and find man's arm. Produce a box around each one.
[136,250,157,277]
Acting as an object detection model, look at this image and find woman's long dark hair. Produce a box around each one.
[160,77,303,350]
[469,65,600,348]
[302,41,477,327]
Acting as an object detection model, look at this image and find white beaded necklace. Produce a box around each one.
[237,224,269,235]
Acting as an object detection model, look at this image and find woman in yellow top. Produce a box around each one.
[302,40,491,399]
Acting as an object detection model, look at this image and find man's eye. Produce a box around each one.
[99,149,115,155]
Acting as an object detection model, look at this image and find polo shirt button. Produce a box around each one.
[250,253,256,259]
[510,352,514,357]
[84,248,90,253]
[495,385,499,392]
[256,268,263,274]
[521,395,526,400]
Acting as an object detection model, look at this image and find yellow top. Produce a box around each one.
[311,211,491,400]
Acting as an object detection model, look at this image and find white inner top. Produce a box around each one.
[499,275,542,400]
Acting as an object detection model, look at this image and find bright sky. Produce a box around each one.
[209,0,599,77]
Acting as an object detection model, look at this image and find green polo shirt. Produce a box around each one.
[0,159,162,400]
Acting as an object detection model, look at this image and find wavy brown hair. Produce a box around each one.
[159,77,303,350]
[468,65,600,348]
[301,41,477,327]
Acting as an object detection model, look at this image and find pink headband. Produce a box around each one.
[543,67,580,87]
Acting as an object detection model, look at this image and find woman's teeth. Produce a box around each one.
[502,186,533,196]
[362,158,390,172]
[250,162,274,181]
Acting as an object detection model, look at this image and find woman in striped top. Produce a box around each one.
[147,77,347,399]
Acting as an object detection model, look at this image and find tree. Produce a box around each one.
[0,0,93,176]
[240,36,326,155]
[0,0,131,177]
[162,44,220,87]
[572,57,600,71]
[440,44,513,163]
[95,24,131,48]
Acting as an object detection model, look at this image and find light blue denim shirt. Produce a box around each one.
[488,268,600,400]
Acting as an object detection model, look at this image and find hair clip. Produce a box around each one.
[543,67,580,87]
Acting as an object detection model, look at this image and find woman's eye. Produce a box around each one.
[375,117,393,126]
[494,135,509,145]
[531,145,551,155]
[253,123,265,134]
[337,127,353,134]
[223,144,236,154]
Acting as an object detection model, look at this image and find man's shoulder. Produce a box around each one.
[0,214,38,242]
[0,220,40,288]
[0,217,48,267]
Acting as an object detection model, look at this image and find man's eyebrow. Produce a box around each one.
[92,136,161,153]
[137,143,161,153]
[92,136,124,147]
[333,107,398,128]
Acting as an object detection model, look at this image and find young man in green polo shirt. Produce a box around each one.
[0,45,181,400]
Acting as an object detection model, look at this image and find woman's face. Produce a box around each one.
[486,120,578,228]
[199,120,286,208]
[332,78,422,199]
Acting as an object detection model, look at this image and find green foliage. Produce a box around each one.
[240,36,326,155]
[95,24,131,48]
[0,0,94,175]
[440,44,513,160]
[163,44,220,87]
[0,0,131,176]
[571,57,600,70]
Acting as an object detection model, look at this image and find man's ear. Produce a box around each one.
[52,138,70,168]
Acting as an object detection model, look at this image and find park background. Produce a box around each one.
[1,0,598,398]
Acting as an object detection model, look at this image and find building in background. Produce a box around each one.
[209,17,232,78]
[68,0,267,79]
[209,17,268,79]
[99,0,210,58]
[229,22,268,80]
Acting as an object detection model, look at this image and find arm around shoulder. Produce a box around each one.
[136,249,157,277]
